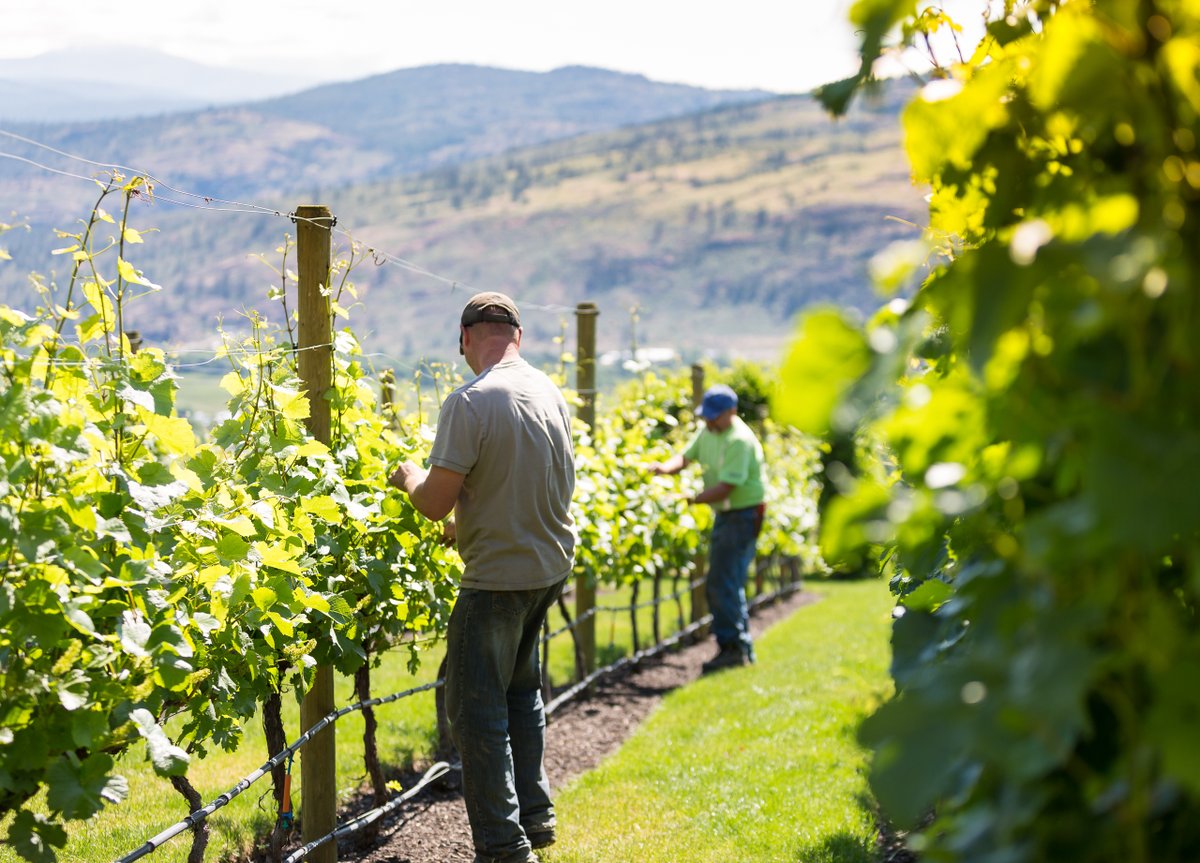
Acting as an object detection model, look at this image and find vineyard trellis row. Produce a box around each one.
[0,184,821,863]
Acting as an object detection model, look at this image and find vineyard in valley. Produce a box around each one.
[0,179,819,863]
[5,2,1200,862]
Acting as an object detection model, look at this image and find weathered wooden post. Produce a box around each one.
[380,369,397,430]
[575,302,599,674]
[690,363,710,630]
[296,204,337,863]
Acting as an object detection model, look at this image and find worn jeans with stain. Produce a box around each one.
[706,507,759,661]
[445,580,565,863]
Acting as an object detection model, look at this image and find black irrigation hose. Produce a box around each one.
[544,580,800,717]
[541,605,596,644]
[545,613,712,716]
[593,575,704,614]
[114,681,442,863]
[539,573,704,646]
[282,761,454,863]
[116,575,801,863]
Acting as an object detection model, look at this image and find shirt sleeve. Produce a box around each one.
[428,392,477,475]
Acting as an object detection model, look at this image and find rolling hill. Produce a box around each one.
[0,63,772,219]
[0,69,923,367]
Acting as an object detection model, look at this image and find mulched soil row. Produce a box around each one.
[305,588,820,863]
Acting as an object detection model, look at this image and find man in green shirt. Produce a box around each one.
[653,384,766,672]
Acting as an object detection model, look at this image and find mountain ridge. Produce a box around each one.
[1,80,924,365]
[0,62,776,218]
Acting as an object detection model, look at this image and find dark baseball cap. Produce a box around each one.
[461,291,521,327]
[696,384,738,420]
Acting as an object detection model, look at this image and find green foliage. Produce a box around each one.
[0,180,460,861]
[791,2,1200,861]
[1,186,822,863]
[722,359,774,424]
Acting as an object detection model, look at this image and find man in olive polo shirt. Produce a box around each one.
[653,384,766,672]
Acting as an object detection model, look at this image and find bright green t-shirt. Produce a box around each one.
[683,415,766,511]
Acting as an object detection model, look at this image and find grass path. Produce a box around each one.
[543,579,895,863]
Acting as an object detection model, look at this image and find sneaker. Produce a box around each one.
[527,828,555,849]
[701,645,748,674]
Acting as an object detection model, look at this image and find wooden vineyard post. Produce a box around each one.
[380,369,398,430]
[690,363,710,631]
[296,205,337,863]
[575,302,599,675]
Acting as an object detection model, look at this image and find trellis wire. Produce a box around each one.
[544,575,802,717]
[112,560,799,863]
[113,681,441,863]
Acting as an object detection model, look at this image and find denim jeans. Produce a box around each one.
[707,507,759,660]
[445,580,565,863]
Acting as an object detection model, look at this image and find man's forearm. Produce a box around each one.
[406,474,442,520]
[690,482,735,505]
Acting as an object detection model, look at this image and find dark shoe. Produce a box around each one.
[701,645,748,674]
[528,828,555,849]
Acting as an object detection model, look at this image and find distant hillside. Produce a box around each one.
[0,64,773,222]
[1,81,925,365]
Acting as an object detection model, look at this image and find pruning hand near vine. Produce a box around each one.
[389,291,575,863]
[652,384,766,674]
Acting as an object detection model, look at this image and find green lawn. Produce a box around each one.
[543,578,895,863]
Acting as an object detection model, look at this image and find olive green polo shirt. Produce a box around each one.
[683,415,766,511]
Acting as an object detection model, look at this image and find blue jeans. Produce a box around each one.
[707,507,759,660]
[445,580,564,863]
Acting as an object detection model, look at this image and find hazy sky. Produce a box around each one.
[2,0,866,93]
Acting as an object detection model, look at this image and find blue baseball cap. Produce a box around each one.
[696,384,738,420]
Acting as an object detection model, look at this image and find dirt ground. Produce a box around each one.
[303,589,818,863]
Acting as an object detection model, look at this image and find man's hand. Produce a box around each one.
[390,462,465,522]
[441,519,458,547]
[389,460,425,496]
[651,454,688,477]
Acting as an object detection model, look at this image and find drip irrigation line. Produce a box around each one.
[281,760,454,863]
[543,613,710,716]
[544,579,799,717]
[593,577,703,614]
[113,680,442,863]
[537,573,702,646]
[540,608,594,644]
[109,569,799,863]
